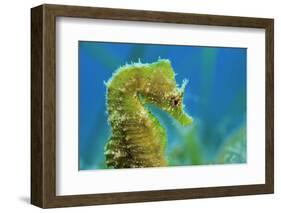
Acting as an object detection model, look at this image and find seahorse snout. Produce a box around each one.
[174,110,193,126]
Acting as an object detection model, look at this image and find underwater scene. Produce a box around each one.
[79,41,247,170]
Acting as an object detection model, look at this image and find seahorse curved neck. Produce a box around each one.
[105,66,167,168]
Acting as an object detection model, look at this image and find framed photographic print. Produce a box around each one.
[31,4,274,208]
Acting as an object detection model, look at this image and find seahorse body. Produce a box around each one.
[104,59,192,168]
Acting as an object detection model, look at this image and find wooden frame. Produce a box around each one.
[31,4,274,208]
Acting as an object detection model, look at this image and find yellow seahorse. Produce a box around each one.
[104,59,192,168]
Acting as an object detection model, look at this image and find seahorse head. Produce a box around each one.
[139,59,192,126]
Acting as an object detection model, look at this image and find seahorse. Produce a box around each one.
[104,59,192,168]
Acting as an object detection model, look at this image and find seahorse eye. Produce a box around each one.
[171,96,181,107]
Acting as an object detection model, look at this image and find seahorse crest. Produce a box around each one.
[105,59,192,168]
